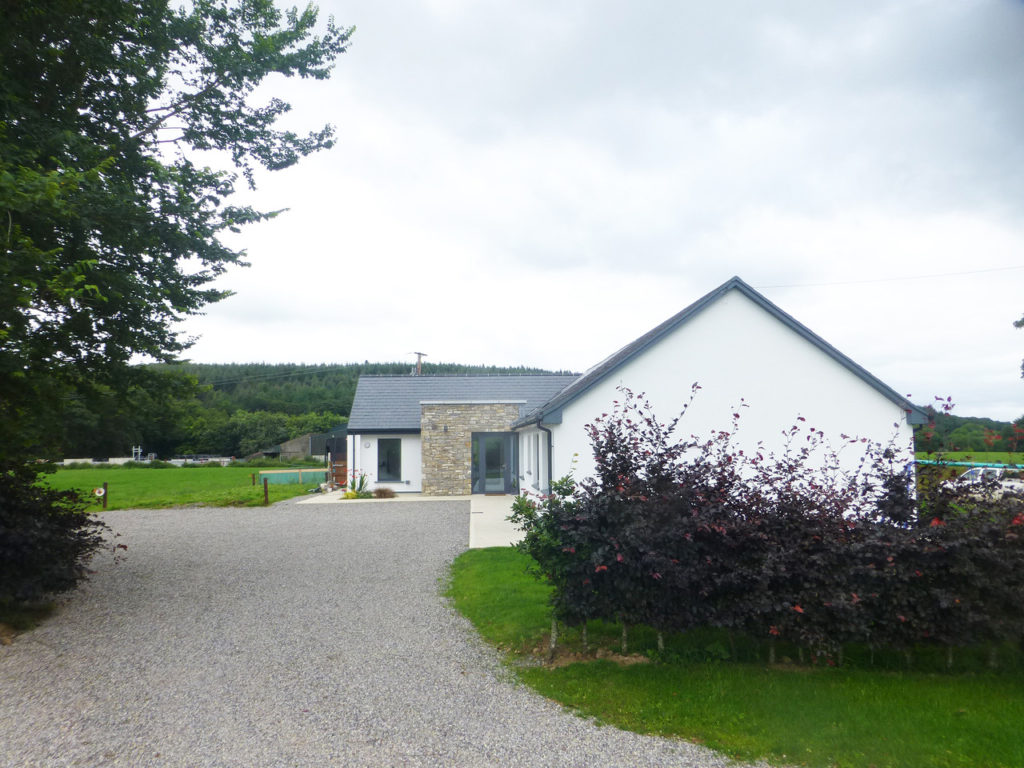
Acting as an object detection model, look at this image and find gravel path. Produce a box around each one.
[0,500,764,767]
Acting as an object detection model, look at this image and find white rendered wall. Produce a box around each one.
[348,433,422,492]
[517,427,549,496]
[550,290,915,487]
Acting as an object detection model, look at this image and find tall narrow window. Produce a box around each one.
[532,433,540,489]
[378,438,401,482]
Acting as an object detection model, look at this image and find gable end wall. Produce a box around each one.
[550,290,916,484]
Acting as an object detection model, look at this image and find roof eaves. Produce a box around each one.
[345,426,421,435]
[726,279,926,421]
[512,278,742,427]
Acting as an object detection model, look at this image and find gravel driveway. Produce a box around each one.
[0,500,762,767]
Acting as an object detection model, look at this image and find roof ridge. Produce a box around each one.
[513,276,925,427]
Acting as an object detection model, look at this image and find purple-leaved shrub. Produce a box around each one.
[511,387,1024,665]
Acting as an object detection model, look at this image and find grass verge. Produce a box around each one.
[41,466,316,509]
[915,451,1024,465]
[448,547,1024,768]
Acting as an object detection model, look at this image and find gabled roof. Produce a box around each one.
[347,374,580,433]
[514,276,927,428]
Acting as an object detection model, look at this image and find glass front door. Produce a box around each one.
[471,432,518,494]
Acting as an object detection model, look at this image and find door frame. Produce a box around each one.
[471,431,519,494]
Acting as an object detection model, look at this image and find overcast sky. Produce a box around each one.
[177,0,1024,421]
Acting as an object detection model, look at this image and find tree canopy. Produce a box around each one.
[0,0,351,460]
[0,1,349,604]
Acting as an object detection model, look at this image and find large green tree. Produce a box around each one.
[0,0,350,460]
[0,0,349,604]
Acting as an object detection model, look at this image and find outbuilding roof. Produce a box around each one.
[347,374,580,433]
[514,276,927,428]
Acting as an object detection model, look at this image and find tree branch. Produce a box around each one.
[130,75,226,143]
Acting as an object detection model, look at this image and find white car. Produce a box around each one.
[947,467,1024,496]
[957,467,1005,484]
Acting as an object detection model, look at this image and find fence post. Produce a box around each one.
[251,473,255,486]
[263,477,269,506]
[102,481,108,510]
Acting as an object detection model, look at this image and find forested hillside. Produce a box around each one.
[58,362,571,460]
[55,361,1020,460]
[169,361,566,415]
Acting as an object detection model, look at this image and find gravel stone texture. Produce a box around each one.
[1,500,768,767]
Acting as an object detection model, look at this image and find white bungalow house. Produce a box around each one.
[345,374,579,494]
[346,277,927,496]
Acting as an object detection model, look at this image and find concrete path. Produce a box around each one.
[297,491,523,549]
[467,494,522,548]
[0,502,760,768]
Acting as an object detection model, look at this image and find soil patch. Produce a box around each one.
[530,642,652,669]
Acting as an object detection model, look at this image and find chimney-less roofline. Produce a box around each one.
[420,399,527,405]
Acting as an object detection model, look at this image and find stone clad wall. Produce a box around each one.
[420,402,521,496]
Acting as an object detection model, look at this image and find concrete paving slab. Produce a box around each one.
[469,494,522,549]
[297,490,468,505]
[299,490,521,549]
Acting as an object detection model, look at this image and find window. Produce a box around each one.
[378,438,401,482]
[532,433,540,489]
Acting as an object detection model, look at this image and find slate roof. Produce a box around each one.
[347,375,580,433]
[513,276,927,428]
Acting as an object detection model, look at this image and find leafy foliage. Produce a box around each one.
[0,0,350,460]
[0,0,347,604]
[513,387,1024,664]
[0,462,108,603]
[914,401,1022,453]
[343,472,372,499]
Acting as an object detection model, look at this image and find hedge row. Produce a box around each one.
[511,388,1024,663]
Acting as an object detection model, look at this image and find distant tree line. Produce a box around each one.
[56,361,569,459]
[56,363,1020,459]
[914,405,1023,454]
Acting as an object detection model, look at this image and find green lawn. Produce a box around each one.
[915,451,1024,465]
[42,465,317,509]
[448,548,1024,768]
